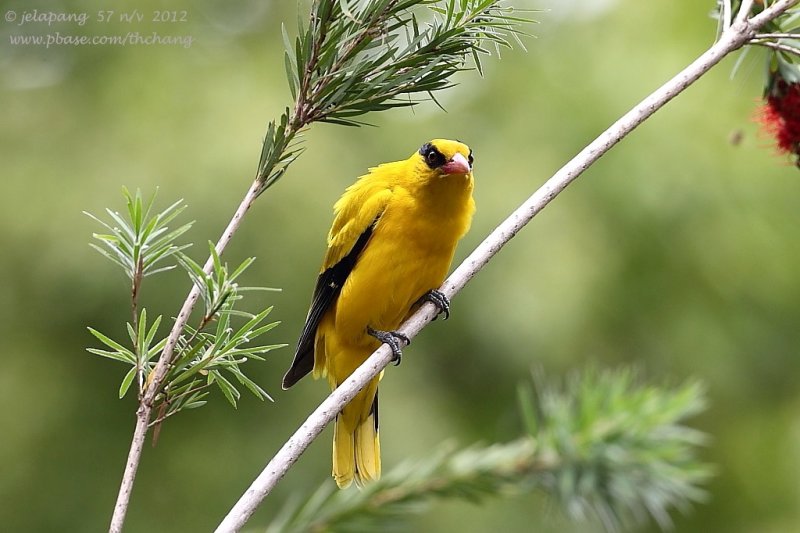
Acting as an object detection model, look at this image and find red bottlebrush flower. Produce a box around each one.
[757,73,800,164]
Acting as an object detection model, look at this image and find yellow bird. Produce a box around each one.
[282,139,476,488]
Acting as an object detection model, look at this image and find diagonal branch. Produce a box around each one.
[214,1,800,531]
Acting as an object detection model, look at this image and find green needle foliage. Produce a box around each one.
[266,368,712,533]
[256,0,533,192]
[86,189,284,421]
[83,187,192,282]
[519,367,712,531]
[83,187,192,324]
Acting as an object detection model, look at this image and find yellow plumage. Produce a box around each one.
[283,139,475,488]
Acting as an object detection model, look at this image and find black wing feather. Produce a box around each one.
[282,220,377,389]
[371,390,379,431]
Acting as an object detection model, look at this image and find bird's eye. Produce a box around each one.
[425,147,445,168]
[468,151,474,166]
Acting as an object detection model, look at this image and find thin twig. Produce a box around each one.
[750,38,800,55]
[109,405,150,533]
[735,0,755,25]
[755,32,800,39]
[131,257,144,400]
[723,0,733,31]
[147,382,214,428]
[213,1,800,531]
[108,179,262,533]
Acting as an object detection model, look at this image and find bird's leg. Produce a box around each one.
[418,289,451,320]
[367,327,410,366]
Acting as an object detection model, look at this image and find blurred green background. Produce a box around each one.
[2,0,799,531]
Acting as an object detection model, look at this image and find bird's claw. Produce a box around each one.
[367,327,409,366]
[421,289,450,320]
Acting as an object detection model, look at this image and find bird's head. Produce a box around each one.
[415,139,473,178]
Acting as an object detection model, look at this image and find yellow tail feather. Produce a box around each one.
[354,410,381,487]
[333,416,355,489]
[332,384,381,489]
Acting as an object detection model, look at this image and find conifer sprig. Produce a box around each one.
[266,369,712,533]
[86,190,283,420]
[256,0,533,192]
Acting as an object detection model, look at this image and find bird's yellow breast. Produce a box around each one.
[328,157,475,349]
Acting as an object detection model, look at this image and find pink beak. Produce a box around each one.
[441,152,471,175]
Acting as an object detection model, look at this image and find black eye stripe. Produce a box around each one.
[418,142,473,169]
[419,142,446,169]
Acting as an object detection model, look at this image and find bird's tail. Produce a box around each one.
[332,380,381,489]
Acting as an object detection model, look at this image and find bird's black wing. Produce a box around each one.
[282,219,377,389]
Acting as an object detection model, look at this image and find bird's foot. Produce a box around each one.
[367,327,410,366]
[420,289,451,320]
